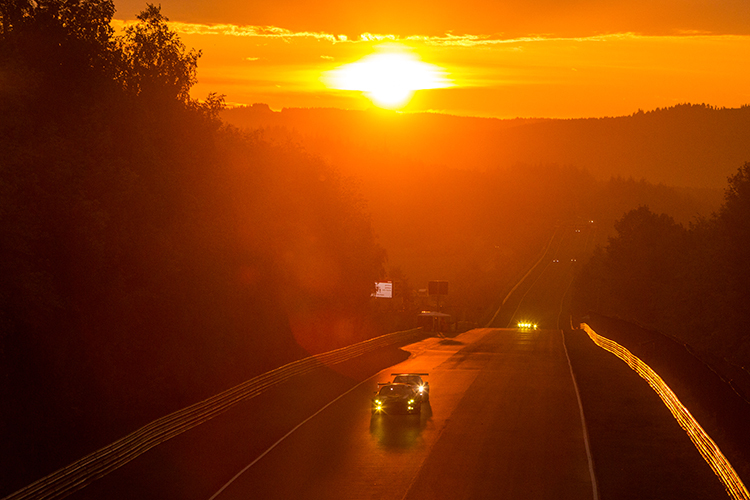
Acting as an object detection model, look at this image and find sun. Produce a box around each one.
[324,46,450,109]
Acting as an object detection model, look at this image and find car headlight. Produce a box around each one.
[408,399,415,405]
[418,385,426,393]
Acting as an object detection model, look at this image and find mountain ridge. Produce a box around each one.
[222,103,750,189]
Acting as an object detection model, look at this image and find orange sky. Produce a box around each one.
[113,0,750,118]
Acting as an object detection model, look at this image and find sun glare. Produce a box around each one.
[324,47,450,109]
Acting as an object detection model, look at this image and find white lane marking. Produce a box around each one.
[558,275,599,500]
[487,228,558,327]
[562,330,600,500]
[208,375,378,500]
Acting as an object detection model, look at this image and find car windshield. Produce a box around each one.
[378,385,411,396]
[394,376,420,385]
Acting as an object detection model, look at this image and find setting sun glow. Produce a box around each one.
[324,48,450,109]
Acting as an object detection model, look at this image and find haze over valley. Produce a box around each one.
[2,2,750,498]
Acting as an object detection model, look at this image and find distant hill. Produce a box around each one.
[222,103,750,189]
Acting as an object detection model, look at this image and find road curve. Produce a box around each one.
[210,328,595,500]
[66,223,733,499]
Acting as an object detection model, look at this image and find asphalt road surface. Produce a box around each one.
[207,329,595,500]
[68,223,730,499]
[201,225,596,499]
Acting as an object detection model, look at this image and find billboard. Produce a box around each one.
[372,281,393,298]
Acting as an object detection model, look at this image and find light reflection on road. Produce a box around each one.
[369,404,433,450]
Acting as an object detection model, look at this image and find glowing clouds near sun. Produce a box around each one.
[324,46,451,109]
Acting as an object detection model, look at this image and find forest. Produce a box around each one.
[1,1,749,495]
[1,2,386,492]
[223,102,750,189]
[572,166,750,374]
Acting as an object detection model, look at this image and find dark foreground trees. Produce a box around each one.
[573,162,750,368]
[0,2,384,494]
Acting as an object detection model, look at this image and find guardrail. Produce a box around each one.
[2,328,425,500]
[580,323,750,500]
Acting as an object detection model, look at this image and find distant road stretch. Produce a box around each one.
[203,224,597,500]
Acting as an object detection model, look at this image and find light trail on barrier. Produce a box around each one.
[1,328,425,500]
[581,323,750,500]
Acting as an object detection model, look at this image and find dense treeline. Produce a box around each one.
[220,106,722,327]
[0,2,384,492]
[223,103,750,189]
[572,163,750,369]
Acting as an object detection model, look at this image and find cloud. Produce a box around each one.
[112,0,750,41]
[168,22,346,43]
[112,16,750,119]
[114,19,746,48]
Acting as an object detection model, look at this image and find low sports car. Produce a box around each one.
[372,383,422,415]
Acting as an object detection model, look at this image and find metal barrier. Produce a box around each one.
[581,323,750,500]
[2,328,425,500]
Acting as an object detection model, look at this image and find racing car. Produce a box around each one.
[372,383,422,415]
[390,373,430,402]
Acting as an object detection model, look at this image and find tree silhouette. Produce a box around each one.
[573,163,750,367]
[117,4,200,102]
[606,206,687,324]
[1,4,387,492]
[717,162,750,332]
[0,0,117,107]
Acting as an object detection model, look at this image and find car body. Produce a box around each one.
[372,383,422,415]
[391,373,430,402]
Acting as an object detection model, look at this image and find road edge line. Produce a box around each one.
[207,374,380,500]
[562,329,600,500]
